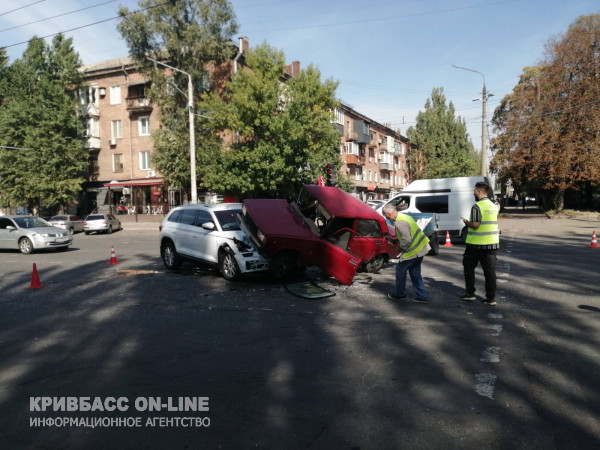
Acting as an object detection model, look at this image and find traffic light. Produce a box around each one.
[325,163,336,186]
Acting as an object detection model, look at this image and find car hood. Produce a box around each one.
[243,199,318,240]
[19,226,69,235]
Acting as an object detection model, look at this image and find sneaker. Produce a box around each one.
[460,293,476,302]
[388,293,407,301]
[413,297,429,303]
[482,299,497,306]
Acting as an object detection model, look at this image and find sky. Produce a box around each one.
[1,0,599,151]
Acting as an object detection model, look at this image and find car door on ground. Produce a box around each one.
[316,239,362,285]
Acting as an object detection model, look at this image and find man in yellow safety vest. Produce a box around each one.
[383,204,430,303]
[460,181,500,306]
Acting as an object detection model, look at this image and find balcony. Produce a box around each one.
[86,136,101,149]
[126,96,152,112]
[344,154,361,166]
[346,132,358,141]
[379,162,392,171]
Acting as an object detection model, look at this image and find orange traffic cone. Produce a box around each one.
[589,231,599,249]
[443,231,454,247]
[27,263,43,289]
[108,246,120,265]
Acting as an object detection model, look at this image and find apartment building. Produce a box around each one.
[78,38,411,214]
[334,103,410,201]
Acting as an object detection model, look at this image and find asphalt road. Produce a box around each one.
[0,217,599,449]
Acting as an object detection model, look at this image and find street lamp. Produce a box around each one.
[147,57,197,204]
[452,65,493,177]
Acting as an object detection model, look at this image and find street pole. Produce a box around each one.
[147,57,197,204]
[452,65,490,177]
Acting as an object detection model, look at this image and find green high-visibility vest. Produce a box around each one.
[395,213,429,258]
[466,198,499,245]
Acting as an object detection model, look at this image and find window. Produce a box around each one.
[113,154,124,172]
[87,117,99,137]
[195,210,212,227]
[138,116,150,136]
[415,195,449,214]
[355,220,382,238]
[111,120,122,139]
[179,209,197,226]
[139,151,151,170]
[109,85,121,105]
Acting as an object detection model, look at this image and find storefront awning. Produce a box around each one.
[103,179,164,187]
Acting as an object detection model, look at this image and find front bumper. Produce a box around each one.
[234,251,269,273]
[32,235,72,248]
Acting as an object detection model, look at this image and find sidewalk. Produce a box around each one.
[499,206,600,235]
[118,213,163,231]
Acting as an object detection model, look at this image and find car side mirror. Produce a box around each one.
[6,226,15,231]
[201,222,215,231]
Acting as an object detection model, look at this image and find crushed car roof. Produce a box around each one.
[303,185,385,220]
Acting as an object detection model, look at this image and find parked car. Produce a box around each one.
[366,199,386,209]
[159,203,268,281]
[238,185,402,285]
[0,215,73,254]
[48,215,84,235]
[83,214,121,234]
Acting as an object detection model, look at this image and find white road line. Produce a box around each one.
[480,346,501,362]
[474,373,497,399]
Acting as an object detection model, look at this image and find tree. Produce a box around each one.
[199,43,341,199]
[117,0,238,191]
[491,14,600,211]
[0,35,87,214]
[406,87,479,180]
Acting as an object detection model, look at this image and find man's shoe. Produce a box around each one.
[460,293,476,302]
[482,299,497,306]
[413,297,429,303]
[388,293,407,301]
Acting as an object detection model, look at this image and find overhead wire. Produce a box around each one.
[0,0,47,18]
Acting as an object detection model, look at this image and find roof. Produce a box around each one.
[303,185,385,221]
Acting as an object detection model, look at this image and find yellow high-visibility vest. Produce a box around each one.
[395,213,429,258]
[466,198,499,245]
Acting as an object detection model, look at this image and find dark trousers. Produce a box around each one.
[463,247,497,300]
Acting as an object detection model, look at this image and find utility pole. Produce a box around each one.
[147,57,197,204]
[452,65,492,177]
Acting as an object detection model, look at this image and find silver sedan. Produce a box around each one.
[0,215,73,254]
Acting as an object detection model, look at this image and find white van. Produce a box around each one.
[376,176,494,241]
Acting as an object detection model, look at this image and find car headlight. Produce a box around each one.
[33,233,50,237]
[256,229,266,244]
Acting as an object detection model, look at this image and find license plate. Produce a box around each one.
[56,237,69,243]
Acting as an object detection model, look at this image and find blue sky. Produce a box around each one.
[2,0,599,151]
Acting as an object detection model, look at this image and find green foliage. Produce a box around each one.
[406,87,479,179]
[0,36,87,212]
[491,14,600,212]
[117,0,238,190]
[200,43,341,199]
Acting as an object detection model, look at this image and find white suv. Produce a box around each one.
[159,203,268,281]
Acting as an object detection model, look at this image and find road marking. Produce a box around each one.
[480,346,501,362]
[488,313,503,319]
[486,324,503,336]
[474,373,497,399]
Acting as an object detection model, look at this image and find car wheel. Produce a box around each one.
[19,237,34,254]
[427,233,440,256]
[107,225,112,234]
[69,227,74,235]
[269,252,297,280]
[363,254,385,273]
[219,250,240,281]
[161,241,182,270]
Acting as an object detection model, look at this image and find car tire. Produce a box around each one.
[107,226,112,235]
[219,250,240,281]
[363,254,385,273]
[427,233,440,256]
[19,237,34,254]
[269,252,297,280]
[161,241,182,270]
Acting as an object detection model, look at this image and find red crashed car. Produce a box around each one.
[238,185,400,285]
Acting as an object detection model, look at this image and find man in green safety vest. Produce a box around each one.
[383,204,430,303]
[460,181,500,306]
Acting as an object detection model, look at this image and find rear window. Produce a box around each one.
[355,219,382,238]
[415,195,449,214]
[86,215,104,221]
[167,209,183,223]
